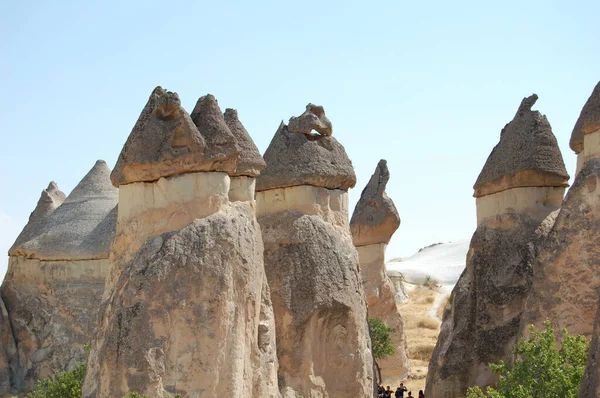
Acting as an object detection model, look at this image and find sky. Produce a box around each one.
[0,0,598,280]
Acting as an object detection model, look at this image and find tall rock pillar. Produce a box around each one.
[520,81,600,338]
[1,161,117,392]
[82,88,279,398]
[426,95,569,397]
[256,104,374,397]
[350,159,410,381]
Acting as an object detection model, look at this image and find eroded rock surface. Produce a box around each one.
[426,95,568,398]
[256,118,356,192]
[83,88,278,398]
[0,297,17,395]
[579,297,600,398]
[288,103,332,136]
[1,161,117,392]
[571,81,600,155]
[256,112,373,397]
[350,160,410,381]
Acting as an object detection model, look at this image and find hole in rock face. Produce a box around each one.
[156,103,179,121]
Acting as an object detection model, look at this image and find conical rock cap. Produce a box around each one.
[224,108,266,176]
[257,106,355,191]
[9,182,66,255]
[474,94,569,197]
[570,81,600,154]
[350,159,400,246]
[16,160,118,260]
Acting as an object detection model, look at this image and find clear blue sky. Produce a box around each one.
[1,0,598,279]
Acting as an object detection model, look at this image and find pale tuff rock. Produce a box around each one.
[256,111,373,397]
[426,95,568,398]
[84,88,278,397]
[579,296,600,398]
[287,103,333,136]
[0,297,17,395]
[350,159,401,247]
[520,158,600,337]
[14,160,118,260]
[83,204,279,398]
[1,160,117,392]
[571,81,600,154]
[224,108,267,176]
[387,271,410,305]
[256,122,356,192]
[9,181,66,255]
[350,160,410,380]
[473,94,569,198]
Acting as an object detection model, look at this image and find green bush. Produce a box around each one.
[27,362,86,398]
[368,317,396,385]
[466,321,589,398]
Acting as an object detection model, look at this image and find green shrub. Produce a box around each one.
[27,362,86,398]
[466,321,589,398]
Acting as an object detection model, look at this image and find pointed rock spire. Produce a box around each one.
[257,104,356,192]
[570,81,600,154]
[9,181,66,255]
[111,87,213,186]
[16,160,118,260]
[473,94,569,197]
[350,159,400,246]
[190,94,240,173]
[224,108,266,176]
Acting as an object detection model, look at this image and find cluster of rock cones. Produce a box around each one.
[1,80,599,398]
[0,90,410,397]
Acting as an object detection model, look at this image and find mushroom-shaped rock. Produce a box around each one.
[224,108,266,176]
[16,160,118,260]
[9,181,66,255]
[288,103,333,136]
[473,94,569,197]
[190,94,240,174]
[111,87,214,186]
[570,81,600,154]
[350,159,400,246]
[257,121,356,192]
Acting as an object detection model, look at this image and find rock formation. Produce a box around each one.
[519,81,600,340]
[387,271,409,305]
[570,81,600,175]
[83,87,278,398]
[579,296,600,398]
[0,298,17,395]
[1,161,117,391]
[256,106,374,397]
[350,159,410,381]
[426,95,569,397]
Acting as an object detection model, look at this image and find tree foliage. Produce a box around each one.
[368,317,396,359]
[26,362,86,398]
[466,321,589,398]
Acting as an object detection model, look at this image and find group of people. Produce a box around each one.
[377,383,425,398]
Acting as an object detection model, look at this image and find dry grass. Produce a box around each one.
[383,286,445,393]
[417,317,439,330]
[437,294,450,320]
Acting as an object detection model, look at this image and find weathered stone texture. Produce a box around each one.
[571,81,600,154]
[83,203,279,398]
[0,297,17,395]
[579,297,600,398]
[350,159,400,247]
[474,95,569,197]
[256,122,356,192]
[520,158,600,338]
[259,210,374,397]
[224,108,266,176]
[287,103,332,136]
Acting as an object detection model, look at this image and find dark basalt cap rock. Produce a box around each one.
[224,108,266,177]
[288,103,333,136]
[570,81,600,154]
[190,94,240,174]
[9,181,66,255]
[256,120,356,192]
[112,87,240,186]
[15,160,118,260]
[350,159,400,246]
[473,94,569,198]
